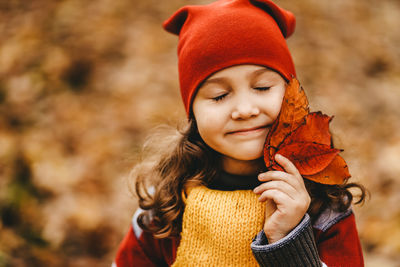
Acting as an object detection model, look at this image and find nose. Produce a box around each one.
[231,97,260,120]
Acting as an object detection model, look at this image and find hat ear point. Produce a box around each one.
[284,12,296,37]
[251,0,296,38]
[163,6,189,35]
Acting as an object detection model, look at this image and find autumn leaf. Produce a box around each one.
[304,155,351,185]
[263,78,350,185]
[274,142,341,175]
[264,78,309,168]
[281,112,332,147]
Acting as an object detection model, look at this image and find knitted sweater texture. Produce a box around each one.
[113,171,364,266]
[172,186,270,266]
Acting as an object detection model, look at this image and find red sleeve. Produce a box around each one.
[114,217,179,267]
[314,212,364,267]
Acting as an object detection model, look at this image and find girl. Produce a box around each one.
[114,0,366,266]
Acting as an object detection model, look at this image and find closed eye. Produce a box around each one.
[254,87,271,91]
[212,93,228,102]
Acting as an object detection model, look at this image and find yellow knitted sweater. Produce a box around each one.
[172,186,273,267]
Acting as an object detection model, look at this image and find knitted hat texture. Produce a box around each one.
[163,0,296,116]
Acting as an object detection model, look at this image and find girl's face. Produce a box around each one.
[192,64,286,175]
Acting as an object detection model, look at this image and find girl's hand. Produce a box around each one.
[253,154,311,244]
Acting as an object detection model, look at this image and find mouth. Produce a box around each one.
[227,125,269,135]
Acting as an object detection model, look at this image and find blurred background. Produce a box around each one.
[0,0,399,266]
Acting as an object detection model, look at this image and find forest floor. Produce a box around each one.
[0,0,400,266]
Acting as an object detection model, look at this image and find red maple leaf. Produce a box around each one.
[263,78,350,185]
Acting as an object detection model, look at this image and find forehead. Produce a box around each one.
[200,65,282,88]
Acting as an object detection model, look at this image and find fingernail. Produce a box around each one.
[253,187,259,193]
[258,174,264,180]
[275,154,282,160]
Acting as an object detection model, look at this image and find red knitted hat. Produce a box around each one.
[163,0,296,116]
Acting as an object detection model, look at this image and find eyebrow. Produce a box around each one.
[250,68,274,79]
[200,77,227,88]
[201,68,273,88]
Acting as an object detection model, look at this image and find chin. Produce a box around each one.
[230,150,263,161]
[236,155,263,161]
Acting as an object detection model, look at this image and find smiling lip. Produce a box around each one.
[228,125,268,135]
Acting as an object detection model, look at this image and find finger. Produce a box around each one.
[258,188,291,204]
[275,154,301,176]
[253,181,297,199]
[258,171,291,182]
[258,171,301,190]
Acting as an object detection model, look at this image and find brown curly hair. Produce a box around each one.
[134,120,366,238]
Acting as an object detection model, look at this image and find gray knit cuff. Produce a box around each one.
[251,214,321,267]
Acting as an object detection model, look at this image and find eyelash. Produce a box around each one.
[254,87,271,91]
[212,93,228,102]
[211,87,271,102]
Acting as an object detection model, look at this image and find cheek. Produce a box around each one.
[196,112,221,138]
[193,102,224,127]
[264,90,285,119]
[193,108,225,146]
[272,103,282,119]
